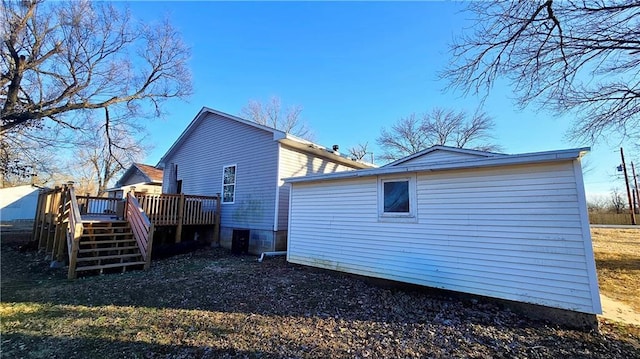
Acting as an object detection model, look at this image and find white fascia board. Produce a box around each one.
[285,147,590,183]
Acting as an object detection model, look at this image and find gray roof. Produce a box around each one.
[285,147,590,183]
[383,145,505,167]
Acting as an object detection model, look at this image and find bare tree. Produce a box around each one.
[444,1,640,144]
[1,0,190,176]
[347,142,372,162]
[69,108,148,196]
[377,114,428,163]
[241,96,313,140]
[0,119,64,187]
[586,195,607,213]
[610,188,626,214]
[377,108,500,162]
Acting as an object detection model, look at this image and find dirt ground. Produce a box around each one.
[1,228,639,358]
[600,294,640,326]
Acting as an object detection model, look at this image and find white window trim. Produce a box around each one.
[377,174,417,222]
[222,164,237,204]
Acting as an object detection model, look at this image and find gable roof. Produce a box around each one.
[286,147,590,183]
[134,163,164,182]
[115,163,163,187]
[157,107,374,170]
[384,145,506,167]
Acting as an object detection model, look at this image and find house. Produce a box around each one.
[156,107,374,254]
[106,163,163,198]
[0,184,42,221]
[285,146,601,319]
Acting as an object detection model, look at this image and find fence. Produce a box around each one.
[589,212,636,225]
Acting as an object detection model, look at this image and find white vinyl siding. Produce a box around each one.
[287,161,600,314]
[0,185,40,221]
[276,144,361,230]
[161,112,279,230]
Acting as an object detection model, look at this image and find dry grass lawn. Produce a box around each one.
[1,228,639,358]
[591,228,640,312]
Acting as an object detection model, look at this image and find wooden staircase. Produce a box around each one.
[34,184,155,279]
[73,220,146,276]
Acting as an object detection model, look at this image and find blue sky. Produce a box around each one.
[123,1,636,199]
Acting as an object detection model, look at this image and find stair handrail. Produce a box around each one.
[65,184,84,279]
[125,192,155,269]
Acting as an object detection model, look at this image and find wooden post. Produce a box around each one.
[44,187,60,256]
[213,193,221,245]
[620,148,636,225]
[126,186,136,220]
[38,188,55,250]
[176,193,185,243]
[67,223,81,280]
[32,189,45,244]
[53,186,68,262]
[56,222,68,262]
[65,181,80,279]
[145,224,155,270]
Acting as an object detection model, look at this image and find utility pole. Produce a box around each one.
[619,148,636,225]
[632,162,639,215]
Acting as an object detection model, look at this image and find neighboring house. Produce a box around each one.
[0,185,42,221]
[106,163,164,198]
[285,146,601,318]
[156,107,373,254]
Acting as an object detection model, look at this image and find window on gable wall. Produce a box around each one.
[378,175,417,221]
[222,164,236,203]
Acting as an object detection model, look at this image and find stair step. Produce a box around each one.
[75,261,146,272]
[77,253,142,262]
[81,232,133,237]
[78,246,139,254]
[82,220,128,224]
[80,239,137,246]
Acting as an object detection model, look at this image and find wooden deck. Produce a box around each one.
[73,192,221,242]
[136,193,221,243]
[32,185,220,278]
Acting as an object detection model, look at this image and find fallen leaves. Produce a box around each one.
[1,235,639,358]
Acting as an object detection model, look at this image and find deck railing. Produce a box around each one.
[65,185,84,279]
[32,184,85,279]
[33,187,220,267]
[125,193,155,269]
[76,195,122,218]
[33,184,155,278]
[136,194,180,225]
[135,193,221,243]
